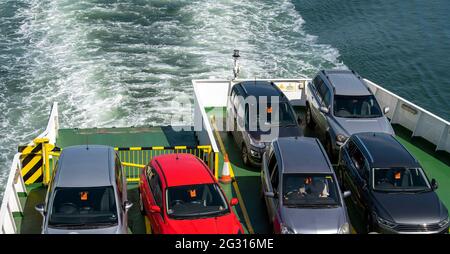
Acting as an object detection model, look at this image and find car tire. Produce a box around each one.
[242,145,250,166]
[139,190,145,215]
[325,136,334,162]
[339,167,345,189]
[306,104,315,128]
[260,187,265,200]
[366,213,374,234]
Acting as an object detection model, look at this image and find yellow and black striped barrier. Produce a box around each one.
[17,142,217,185]
[114,145,217,183]
[18,138,59,185]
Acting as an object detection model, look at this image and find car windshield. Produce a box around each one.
[166,183,229,219]
[246,102,297,130]
[48,186,118,228]
[373,168,431,192]
[333,95,382,118]
[282,174,341,207]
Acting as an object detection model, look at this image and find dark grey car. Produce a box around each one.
[338,132,449,234]
[305,70,394,158]
[227,81,302,167]
[261,137,351,234]
[35,145,132,234]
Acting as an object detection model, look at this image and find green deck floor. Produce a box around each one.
[394,125,450,210]
[57,126,198,148]
[16,107,450,234]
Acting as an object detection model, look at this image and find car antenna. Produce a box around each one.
[86,135,89,150]
[232,49,240,80]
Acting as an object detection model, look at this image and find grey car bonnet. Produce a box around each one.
[372,191,447,225]
[330,116,394,137]
[45,225,121,234]
[280,206,347,234]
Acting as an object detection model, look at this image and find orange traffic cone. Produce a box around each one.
[220,154,232,184]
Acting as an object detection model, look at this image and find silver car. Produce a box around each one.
[305,69,394,158]
[261,137,351,234]
[35,145,132,234]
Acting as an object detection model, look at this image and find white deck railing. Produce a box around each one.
[192,78,450,154]
[0,154,26,234]
[192,80,223,153]
[0,102,59,234]
[365,79,450,153]
[192,79,309,151]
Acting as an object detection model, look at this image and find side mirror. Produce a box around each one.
[383,106,390,114]
[431,179,438,190]
[230,198,239,206]
[264,191,276,198]
[124,201,133,211]
[35,203,45,216]
[320,106,329,114]
[149,205,161,213]
[343,190,351,198]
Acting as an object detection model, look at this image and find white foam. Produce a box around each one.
[0,0,348,190]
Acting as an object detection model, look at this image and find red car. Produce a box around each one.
[139,153,244,234]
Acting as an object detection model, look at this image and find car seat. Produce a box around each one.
[100,190,111,212]
[401,170,413,187]
[201,185,213,206]
[361,101,372,116]
[310,179,326,198]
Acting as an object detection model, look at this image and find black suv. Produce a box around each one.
[338,132,449,234]
[226,81,302,166]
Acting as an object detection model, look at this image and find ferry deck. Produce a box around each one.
[1,78,450,234]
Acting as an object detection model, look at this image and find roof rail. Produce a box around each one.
[322,71,336,94]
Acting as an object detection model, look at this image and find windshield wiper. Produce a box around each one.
[410,189,431,194]
[376,188,430,194]
[171,210,228,219]
[282,123,297,127]
[89,221,118,227]
[49,223,88,228]
[285,204,336,208]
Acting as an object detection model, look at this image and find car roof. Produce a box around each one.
[238,81,286,100]
[275,137,333,174]
[154,154,215,187]
[56,145,114,188]
[322,70,371,96]
[353,133,420,168]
